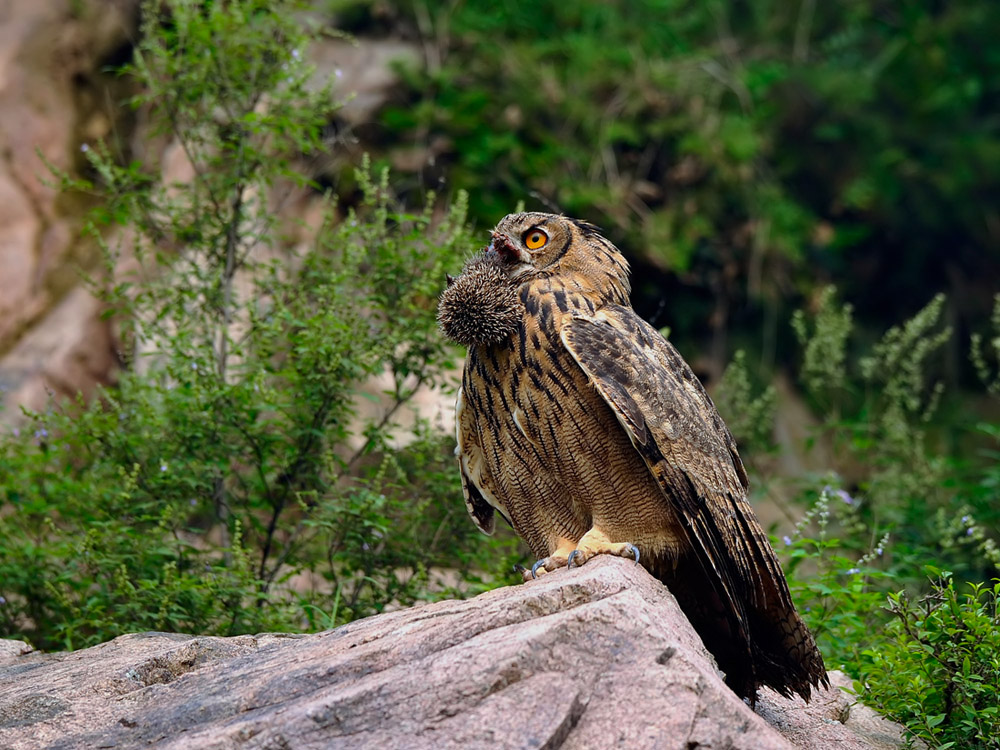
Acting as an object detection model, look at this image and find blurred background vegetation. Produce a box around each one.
[0,1,998,746]
[371,0,1000,382]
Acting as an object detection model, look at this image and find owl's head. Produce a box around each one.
[488,212,631,305]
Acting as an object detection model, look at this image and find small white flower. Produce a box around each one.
[160,463,167,473]
[782,535,792,546]
[335,68,343,78]
[846,567,860,575]
[80,143,89,153]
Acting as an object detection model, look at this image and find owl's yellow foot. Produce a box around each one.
[523,538,579,581]
[566,528,640,569]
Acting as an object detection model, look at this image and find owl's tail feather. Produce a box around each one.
[746,562,830,702]
[653,556,828,705]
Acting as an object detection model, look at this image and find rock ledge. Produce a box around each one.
[0,557,907,749]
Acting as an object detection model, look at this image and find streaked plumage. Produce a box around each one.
[439,212,828,703]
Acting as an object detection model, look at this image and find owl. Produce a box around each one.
[438,212,828,704]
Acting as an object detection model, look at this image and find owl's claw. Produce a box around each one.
[564,533,641,569]
[568,545,638,566]
[523,542,578,581]
[524,539,639,580]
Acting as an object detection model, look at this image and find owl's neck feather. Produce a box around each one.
[524,272,630,320]
[538,260,631,309]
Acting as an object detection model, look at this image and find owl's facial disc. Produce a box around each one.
[487,231,528,265]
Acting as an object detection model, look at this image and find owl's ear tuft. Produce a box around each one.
[446,273,456,287]
[571,218,603,237]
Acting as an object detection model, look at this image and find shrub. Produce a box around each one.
[746,289,1000,749]
[779,487,893,669]
[380,0,1000,342]
[859,573,1000,750]
[0,0,519,650]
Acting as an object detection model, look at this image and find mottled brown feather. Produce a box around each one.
[562,309,827,700]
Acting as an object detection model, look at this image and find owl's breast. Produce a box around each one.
[462,286,658,554]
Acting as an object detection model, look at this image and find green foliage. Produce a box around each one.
[762,290,1000,749]
[714,349,776,454]
[381,0,1000,336]
[783,510,1000,749]
[791,286,853,412]
[780,486,893,669]
[777,476,1000,749]
[772,289,966,551]
[857,294,952,526]
[0,0,521,650]
[858,573,1000,750]
[970,294,1000,397]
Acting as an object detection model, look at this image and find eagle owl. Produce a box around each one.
[438,212,828,703]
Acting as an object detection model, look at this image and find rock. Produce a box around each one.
[0,0,137,419]
[0,0,135,346]
[0,557,907,750]
[310,38,419,127]
[757,671,913,750]
[0,286,115,419]
[0,640,33,667]
[0,2,417,425]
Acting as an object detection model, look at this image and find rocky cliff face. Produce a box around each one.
[0,558,908,750]
[0,0,138,419]
[0,1,421,427]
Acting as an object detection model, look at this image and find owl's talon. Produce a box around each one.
[530,559,547,579]
[563,534,640,569]
[513,563,527,575]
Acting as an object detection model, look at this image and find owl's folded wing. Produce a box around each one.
[561,305,826,700]
[455,384,511,534]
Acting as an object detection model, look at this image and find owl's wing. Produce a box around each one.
[455,384,511,535]
[561,305,825,699]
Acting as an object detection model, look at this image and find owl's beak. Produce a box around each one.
[488,231,527,265]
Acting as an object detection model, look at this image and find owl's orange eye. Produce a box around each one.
[524,228,548,250]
